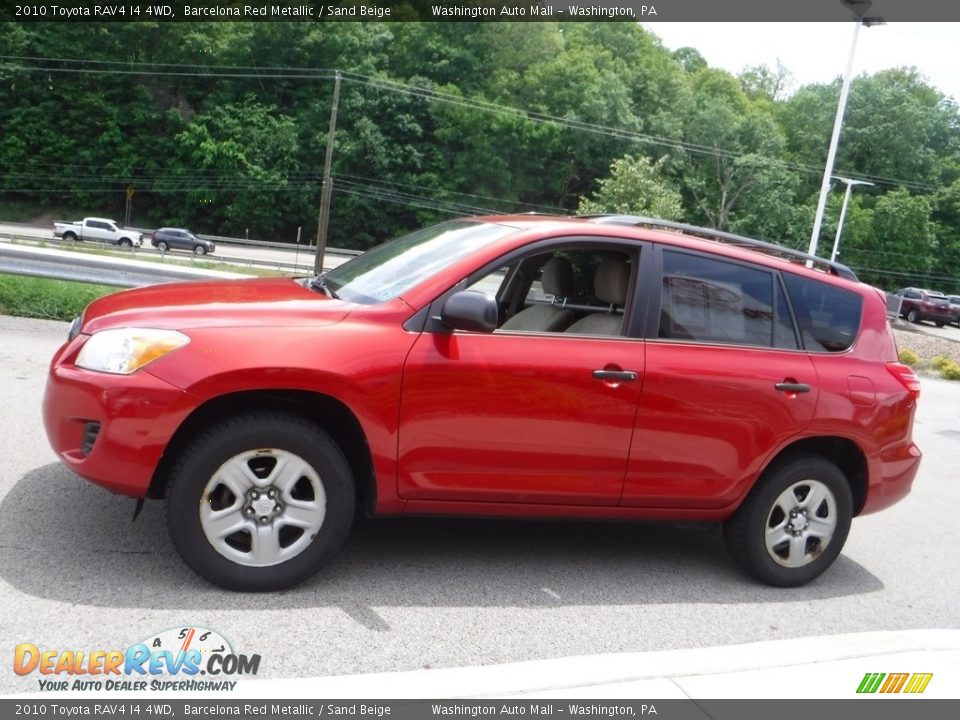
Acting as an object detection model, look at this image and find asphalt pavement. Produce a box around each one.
[1,314,957,698]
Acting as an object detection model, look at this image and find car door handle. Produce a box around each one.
[593,370,638,382]
[774,382,812,393]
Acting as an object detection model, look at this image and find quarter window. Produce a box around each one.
[782,274,862,352]
[659,251,775,348]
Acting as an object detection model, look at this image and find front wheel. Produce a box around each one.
[194,245,207,256]
[936,322,945,328]
[724,455,852,587]
[907,308,920,323]
[118,238,133,248]
[166,412,355,591]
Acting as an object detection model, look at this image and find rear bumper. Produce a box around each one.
[860,440,922,515]
[42,344,196,497]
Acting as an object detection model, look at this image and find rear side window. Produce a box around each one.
[783,274,862,353]
[659,250,775,347]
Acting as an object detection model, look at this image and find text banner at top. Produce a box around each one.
[3,0,960,23]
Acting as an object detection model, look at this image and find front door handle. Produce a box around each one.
[775,382,812,394]
[593,370,638,382]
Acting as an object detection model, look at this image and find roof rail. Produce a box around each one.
[586,215,859,282]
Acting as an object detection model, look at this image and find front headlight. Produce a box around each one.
[76,328,190,375]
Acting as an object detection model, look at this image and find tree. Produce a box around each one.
[577,155,682,219]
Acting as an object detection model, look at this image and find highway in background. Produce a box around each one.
[0,221,351,274]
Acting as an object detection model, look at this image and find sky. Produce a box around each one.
[644,23,960,103]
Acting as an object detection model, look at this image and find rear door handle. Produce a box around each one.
[774,382,812,394]
[593,370,638,382]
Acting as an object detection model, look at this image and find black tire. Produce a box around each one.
[63,232,77,242]
[166,411,355,591]
[157,240,168,252]
[194,245,207,256]
[724,455,852,587]
[936,322,945,328]
[906,308,919,323]
[118,238,132,248]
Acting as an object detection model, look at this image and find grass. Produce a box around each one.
[0,275,118,321]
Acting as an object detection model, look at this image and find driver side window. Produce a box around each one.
[465,245,635,336]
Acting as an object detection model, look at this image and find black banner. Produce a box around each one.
[2,0,960,23]
[1,700,959,720]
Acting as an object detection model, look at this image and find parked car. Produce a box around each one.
[894,287,952,326]
[948,295,960,327]
[150,228,215,255]
[42,215,922,591]
[53,217,142,247]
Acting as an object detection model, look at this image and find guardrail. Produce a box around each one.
[0,242,248,288]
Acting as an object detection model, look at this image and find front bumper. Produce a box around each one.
[42,339,196,497]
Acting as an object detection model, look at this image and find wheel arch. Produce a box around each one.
[148,389,377,514]
[755,436,868,516]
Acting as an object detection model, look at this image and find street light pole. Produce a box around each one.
[830,177,874,262]
[808,2,885,259]
[807,20,862,258]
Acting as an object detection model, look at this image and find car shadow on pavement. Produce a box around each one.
[1,464,882,617]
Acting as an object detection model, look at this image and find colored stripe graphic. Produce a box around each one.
[857,673,885,693]
[904,673,933,693]
[857,672,932,694]
[880,673,909,693]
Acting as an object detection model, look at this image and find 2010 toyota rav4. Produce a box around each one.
[42,215,922,591]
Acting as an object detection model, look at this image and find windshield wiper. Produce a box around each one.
[308,275,340,299]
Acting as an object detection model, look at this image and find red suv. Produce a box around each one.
[42,216,922,590]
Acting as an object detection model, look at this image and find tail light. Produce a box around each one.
[887,362,921,400]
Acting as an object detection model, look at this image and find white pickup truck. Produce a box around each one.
[53,217,142,247]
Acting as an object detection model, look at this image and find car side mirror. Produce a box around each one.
[440,291,498,333]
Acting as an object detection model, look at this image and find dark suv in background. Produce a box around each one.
[895,288,952,326]
[150,228,215,256]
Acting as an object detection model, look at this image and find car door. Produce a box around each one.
[84,220,112,242]
[621,248,818,509]
[397,241,648,506]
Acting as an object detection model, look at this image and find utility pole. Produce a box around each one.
[314,71,341,275]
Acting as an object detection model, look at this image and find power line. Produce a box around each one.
[0,55,945,193]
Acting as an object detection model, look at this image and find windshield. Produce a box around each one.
[321,220,517,304]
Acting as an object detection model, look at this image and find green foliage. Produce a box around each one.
[931,355,953,371]
[0,275,115,321]
[1,18,959,284]
[940,361,960,381]
[577,155,682,219]
[898,348,919,366]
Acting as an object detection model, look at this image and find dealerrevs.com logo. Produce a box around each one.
[856,672,933,694]
[14,626,260,692]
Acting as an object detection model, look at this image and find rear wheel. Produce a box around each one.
[63,232,77,242]
[724,455,852,587]
[156,240,168,252]
[936,322,945,327]
[166,411,355,591]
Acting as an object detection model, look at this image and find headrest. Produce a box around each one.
[541,256,574,299]
[594,259,630,306]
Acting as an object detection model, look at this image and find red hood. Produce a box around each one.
[81,277,351,334]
